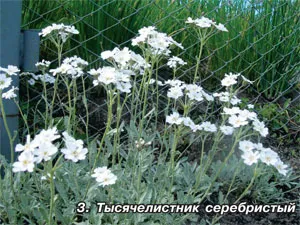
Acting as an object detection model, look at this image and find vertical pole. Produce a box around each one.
[0,0,23,162]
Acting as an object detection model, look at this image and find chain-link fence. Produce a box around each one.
[19,0,300,143]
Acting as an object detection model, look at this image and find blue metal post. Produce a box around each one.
[0,0,23,162]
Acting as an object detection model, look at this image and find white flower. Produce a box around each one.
[254,142,265,151]
[132,26,183,56]
[35,60,51,69]
[239,140,255,152]
[116,82,132,93]
[213,92,230,102]
[63,56,88,68]
[61,132,88,162]
[221,76,237,87]
[223,107,241,115]
[34,142,58,163]
[230,96,241,105]
[2,86,18,99]
[39,24,79,42]
[182,117,196,130]
[228,115,248,127]
[239,109,257,121]
[97,67,117,85]
[259,148,278,166]
[165,79,185,87]
[0,73,12,90]
[167,56,187,69]
[214,23,228,32]
[38,73,56,84]
[12,151,35,173]
[50,56,87,78]
[185,17,195,24]
[166,112,183,125]
[92,167,117,187]
[247,104,254,109]
[135,138,151,148]
[149,79,164,86]
[41,173,55,180]
[50,64,73,76]
[88,68,101,76]
[199,121,217,132]
[221,73,240,87]
[15,135,38,152]
[241,150,260,166]
[0,65,20,76]
[167,85,184,99]
[273,160,289,176]
[220,125,234,135]
[34,127,60,145]
[28,78,36,86]
[186,84,204,101]
[64,25,79,34]
[186,16,214,28]
[253,120,269,137]
[241,75,253,84]
[101,50,114,59]
[113,47,132,67]
[202,91,214,101]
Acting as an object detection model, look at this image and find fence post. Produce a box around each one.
[0,0,23,162]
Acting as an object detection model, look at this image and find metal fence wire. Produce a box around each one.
[20,0,300,142]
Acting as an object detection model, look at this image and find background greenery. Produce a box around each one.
[21,0,300,141]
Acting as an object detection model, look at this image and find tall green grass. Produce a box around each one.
[22,0,299,99]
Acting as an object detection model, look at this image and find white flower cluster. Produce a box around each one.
[135,138,151,149]
[213,92,241,105]
[222,106,268,137]
[166,112,217,133]
[61,132,88,162]
[186,16,228,32]
[50,56,88,78]
[165,79,214,101]
[89,66,134,93]
[149,79,164,86]
[221,72,253,87]
[239,140,289,176]
[0,65,20,99]
[0,65,20,76]
[13,127,88,172]
[13,127,60,172]
[101,47,149,72]
[167,56,187,69]
[132,26,183,56]
[27,73,56,85]
[39,23,79,43]
[35,60,51,70]
[92,166,117,187]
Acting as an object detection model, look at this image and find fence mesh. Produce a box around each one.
[20,0,300,143]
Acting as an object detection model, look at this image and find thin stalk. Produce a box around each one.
[48,167,55,225]
[42,78,49,128]
[234,163,259,204]
[49,42,63,127]
[14,99,29,134]
[81,76,89,145]
[0,93,14,162]
[82,88,114,200]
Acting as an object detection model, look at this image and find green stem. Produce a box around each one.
[234,163,259,204]
[82,88,114,200]
[0,93,14,162]
[193,39,204,83]
[42,78,49,128]
[14,99,29,134]
[81,76,89,145]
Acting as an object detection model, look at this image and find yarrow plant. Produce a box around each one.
[0,17,295,225]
